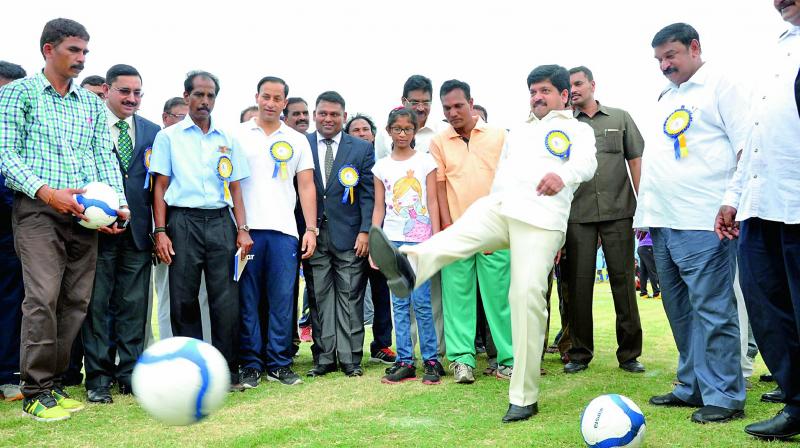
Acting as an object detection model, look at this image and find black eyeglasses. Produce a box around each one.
[390,127,415,135]
[165,112,186,119]
[112,87,144,98]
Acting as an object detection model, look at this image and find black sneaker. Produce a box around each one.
[369,347,397,365]
[267,367,303,386]
[422,360,442,385]
[381,362,416,384]
[240,367,261,389]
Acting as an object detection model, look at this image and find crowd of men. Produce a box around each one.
[0,3,797,440]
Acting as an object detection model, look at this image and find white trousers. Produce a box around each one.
[402,196,563,406]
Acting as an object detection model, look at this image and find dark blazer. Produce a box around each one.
[113,114,160,251]
[307,132,375,252]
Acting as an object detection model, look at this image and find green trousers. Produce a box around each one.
[441,250,513,368]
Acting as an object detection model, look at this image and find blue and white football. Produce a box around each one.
[580,394,646,447]
[132,337,230,426]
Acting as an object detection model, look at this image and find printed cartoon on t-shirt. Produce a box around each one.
[388,170,431,240]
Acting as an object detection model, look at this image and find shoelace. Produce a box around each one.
[36,391,58,408]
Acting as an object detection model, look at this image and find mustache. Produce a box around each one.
[533,100,547,107]
[71,63,84,71]
[295,119,308,125]
[121,101,137,107]
[662,67,678,76]
[778,0,794,9]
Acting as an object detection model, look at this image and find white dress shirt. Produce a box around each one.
[316,131,342,188]
[105,107,135,149]
[236,120,315,237]
[491,109,597,232]
[633,62,752,231]
[722,27,800,224]
[374,120,442,160]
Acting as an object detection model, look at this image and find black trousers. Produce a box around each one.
[739,218,800,417]
[565,218,642,364]
[82,230,151,390]
[637,245,660,295]
[363,267,393,353]
[167,207,239,372]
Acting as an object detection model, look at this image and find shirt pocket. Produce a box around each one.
[598,129,622,153]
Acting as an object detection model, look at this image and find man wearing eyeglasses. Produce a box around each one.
[374,75,442,159]
[81,64,161,404]
[162,97,188,128]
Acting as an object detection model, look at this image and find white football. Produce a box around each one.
[74,181,119,229]
[580,394,646,447]
[132,337,230,426]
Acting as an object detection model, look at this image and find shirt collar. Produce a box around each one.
[781,25,800,40]
[245,117,288,137]
[444,117,488,140]
[666,61,710,90]
[35,71,80,96]
[179,114,220,135]
[573,101,610,118]
[318,131,342,146]
[105,106,133,131]
[527,109,573,123]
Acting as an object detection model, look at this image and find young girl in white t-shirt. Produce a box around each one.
[371,107,442,385]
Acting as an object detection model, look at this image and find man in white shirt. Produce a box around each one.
[634,23,750,424]
[369,65,597,423]
[716,1,800,439]
[235,76,317,388]
[374,75,441,159]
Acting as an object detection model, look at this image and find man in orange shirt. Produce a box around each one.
[428,80,513,384]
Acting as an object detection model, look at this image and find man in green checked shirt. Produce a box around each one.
[0,18,127,422]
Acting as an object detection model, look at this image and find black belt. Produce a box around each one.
[168,206,228,218]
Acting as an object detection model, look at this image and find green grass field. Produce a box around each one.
[0,283,788,447]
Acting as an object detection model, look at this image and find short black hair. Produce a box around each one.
[569,66,594,82]
[651,23,699,49]
[163,97,186,113]
[526,65,570,95]
[0,61,27,81]
[315,91,345,109]
[40,18,90,58]
[256,76,289,96]
[240,105,258,123]
[473,104,488,121]
[184,70,220,95]
[80,75,104,87]
[105,64,141,85]
[402,75,433,98]
[345,114,377,136]
[439,79,471,100]
[283,97,307,116]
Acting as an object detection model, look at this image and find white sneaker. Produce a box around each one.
[0,383,23,401]
[449,362,475,384]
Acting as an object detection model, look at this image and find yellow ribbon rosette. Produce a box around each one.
[142,147,153,190]
[338,165,359,204]
[270,141,294,180]
[663,107,692,159]
[545,130,571,159]
[216,154,233,201]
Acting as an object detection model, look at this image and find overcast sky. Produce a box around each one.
[2,1,787,133]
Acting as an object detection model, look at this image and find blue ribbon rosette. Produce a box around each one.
[338,165,360,204]
[545,130,571,159]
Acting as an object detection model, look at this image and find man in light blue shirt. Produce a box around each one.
[150,71,252,390]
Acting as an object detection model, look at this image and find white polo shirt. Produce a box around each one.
[633,62,751,231]
[235,119,314,238]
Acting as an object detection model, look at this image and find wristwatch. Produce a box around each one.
[306,226,319,236]
[238,224,250,232]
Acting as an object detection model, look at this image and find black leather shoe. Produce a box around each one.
[342,364,363,377]
[691,405,744,424]
[761,387,785,404]
[619,360,646,373]
[745,410,800,440]
[502,403,538,423]
[564,361,588,374]
[369,226,416,298]
[649,392,696,407]
[118,383,133,395]
[759,374,774,382]
[306,364,336,377]
[87,387,113,404]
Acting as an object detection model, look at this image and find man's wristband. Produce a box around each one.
[153,227,166,235]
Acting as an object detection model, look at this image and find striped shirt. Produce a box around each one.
[0,71,125,205]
